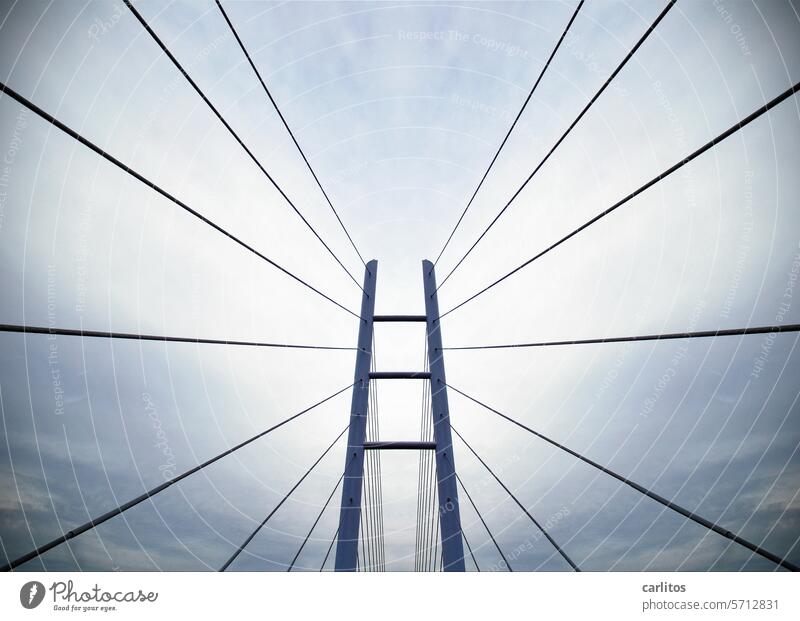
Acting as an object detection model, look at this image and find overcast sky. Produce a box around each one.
[1,0,799,571]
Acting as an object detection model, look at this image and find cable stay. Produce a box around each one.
[417,337,443,571]
[367,339,387,569]
[220,425,349,571]
[413,346,425,569]
[455,472,512,571]
[362,358,376,571]
[452,425,579,571]
[319,527,339,571]
[0,384,352,572]
[448,383,800,572]
[440,323,800,351]
[0,81,361,320]
[432,509,441,571]
[461,529,480,571]
[414,337,439,570]
[2,0,797,575]
[440,79,800,319]
[434,0,676,292]
[125,1,364,292]
[356,340,386,570]
[358,514,366,572]
[0,323,358,351]
[432,0,585,270]
[215,0,368,272]
[287,459,351,571]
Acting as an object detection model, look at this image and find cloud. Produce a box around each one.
[1,0,799,571]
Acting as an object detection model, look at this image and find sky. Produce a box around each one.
[0,0,799,571]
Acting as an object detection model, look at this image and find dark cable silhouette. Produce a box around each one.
[456,472,512,571]
[0,81,360,320]
[440,323,800,350]
[319,527,339,571]
[432,0,585,270]
[220,425,348,571]
[287,461,351,571]
[461,529,480,571]
[1,0,796,574]
[452,425,579,571]
[216,0,368,271]
[0,323,359,351]
[441,79,800,318]
[435,0,675,292]
[1,385,352,571]
[124,1,364,291]
[448,384,800,572]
